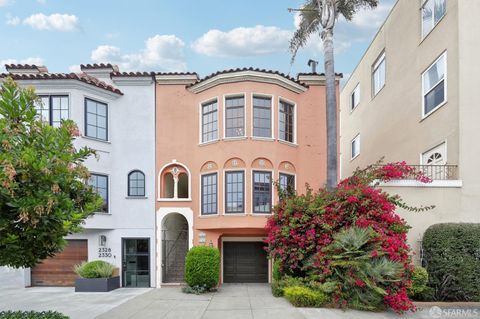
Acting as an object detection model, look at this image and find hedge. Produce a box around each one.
[423,223,480,301]
[0,311,68,319]
[184,246,220,289]
[284,286,329,307]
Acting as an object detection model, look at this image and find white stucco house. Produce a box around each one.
[1,63,157,288]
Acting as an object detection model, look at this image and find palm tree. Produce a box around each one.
[290,0,378,190]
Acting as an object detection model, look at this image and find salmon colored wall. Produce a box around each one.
[155,79,329,246]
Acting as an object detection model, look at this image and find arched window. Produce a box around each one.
[128,170,145,197]
[158,162,191,200]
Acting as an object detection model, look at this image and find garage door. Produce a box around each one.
[31,239,88,286]
[223,242,268,283]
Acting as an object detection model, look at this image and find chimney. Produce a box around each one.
[5,64,49,74]
[307,59,319,73]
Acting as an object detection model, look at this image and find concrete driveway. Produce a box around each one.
[0,286,150,319]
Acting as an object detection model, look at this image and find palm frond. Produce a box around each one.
[337,0,378,21]
[289,0,321,63]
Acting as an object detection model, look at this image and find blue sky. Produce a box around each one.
[0,0,395,78]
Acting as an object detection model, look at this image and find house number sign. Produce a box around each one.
[98,247,112,258]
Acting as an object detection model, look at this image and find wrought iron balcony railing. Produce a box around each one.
[405,165,458,180]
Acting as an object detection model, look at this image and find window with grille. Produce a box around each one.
[279,100,294,143]
[225,96,245,138]
[225,171,244,213]
[253,96,272,138]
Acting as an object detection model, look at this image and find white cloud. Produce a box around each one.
[345,4,393,29]
[90,35,186,72]
[192,25,291,57]
[68,64,81,73]
[23,13,79,32]
[0,57,44,71]
[6,13,20,26]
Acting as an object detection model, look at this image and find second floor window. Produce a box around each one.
[89,173,108,213]
[253,96,272,138]
[423,52,446,117]
[351,84,360,110]
[253,171,272,214]
[225,171,244,213]
[85,98,108,141]
[422,0,446,38]
[372,52,386,96]
[225,96,245,138]
[201,100,218,143]
[279,100,294,143]
[35,95,69,127]
[201,173,217,215]
[128,170,145,197]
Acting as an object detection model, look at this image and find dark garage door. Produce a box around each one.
[223,242,268,283]
[31,239,88,286]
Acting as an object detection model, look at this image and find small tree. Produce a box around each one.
[0,78,101,268]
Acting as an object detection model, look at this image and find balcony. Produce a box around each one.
[407,165,458,180]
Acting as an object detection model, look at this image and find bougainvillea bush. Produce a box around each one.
[265,162,433,313]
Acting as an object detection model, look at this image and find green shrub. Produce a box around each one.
[408,266,428,299]
[74,260,115,279]
[284,286,329,307]
[272,259,282,282]
[0,311,68,319]
[423,223,480,301]
[184,246,220,289]
[270,275,305,297]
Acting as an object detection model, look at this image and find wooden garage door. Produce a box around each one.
[31,239,88,286]
[223,242,268,283]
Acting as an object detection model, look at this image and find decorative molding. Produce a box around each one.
[379,179,463,188]
[188,71,308,94]
[155,74,198,85]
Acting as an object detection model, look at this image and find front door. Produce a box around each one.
[122,238,150,287]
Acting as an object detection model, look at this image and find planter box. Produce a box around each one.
[75,276,120,292]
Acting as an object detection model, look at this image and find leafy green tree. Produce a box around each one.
[290,0,378,190]
[0,78,101,268]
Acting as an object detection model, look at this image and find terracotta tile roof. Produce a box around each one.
[111,71,154,77]
[187,67,308,88]
[154,71,198,76]
[80,63,117,70]
[5,64,40,70]
[0,72,123,95]
[297,72,343,77]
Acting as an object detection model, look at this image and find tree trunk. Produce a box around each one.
[322,28,338,190]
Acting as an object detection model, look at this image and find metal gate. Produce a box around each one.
[162,229,188,283]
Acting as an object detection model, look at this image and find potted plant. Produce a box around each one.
[74,260,120,292]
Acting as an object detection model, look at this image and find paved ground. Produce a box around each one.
[0,286,150,319]
[97,284,480,319]
[1,280,479,319]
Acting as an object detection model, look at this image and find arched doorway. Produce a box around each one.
[161,213,188,283]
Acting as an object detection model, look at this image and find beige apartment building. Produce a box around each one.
[340,0,480,259]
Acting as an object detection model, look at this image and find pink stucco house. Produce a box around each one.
[154,68,340,285]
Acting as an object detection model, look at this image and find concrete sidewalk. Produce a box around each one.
[97,284,480,319]
[0,286,150,319]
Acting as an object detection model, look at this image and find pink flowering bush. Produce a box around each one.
[265,162,433,313]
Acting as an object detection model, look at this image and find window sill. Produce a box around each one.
[125,196,148,199]
[199,214,219,218]
[82,136,111,144]
[251,137,274,142]
[223,213,246,216]
[420,100,447,122]
[199,139,220,147]
[372,84,385,100]
[157,198,192,202]
[93,212,111,215]
[252,213,272,216]
[278,139,298,147]
[350,154,360,162]
[223,136,247,142]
